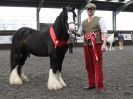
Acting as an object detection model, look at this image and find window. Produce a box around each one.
[0,7,36,30]
[40,8,62,23]
[116,12,133,30]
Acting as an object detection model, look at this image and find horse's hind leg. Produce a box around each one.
[9,48,23,84]
[106,42,109,51]
[112,42,115,50]
[17,50,29,82]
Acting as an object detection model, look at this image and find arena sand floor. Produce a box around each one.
[0,46,133,99]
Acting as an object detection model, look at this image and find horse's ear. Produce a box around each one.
[72,7,75,11]
[62,6,66,11]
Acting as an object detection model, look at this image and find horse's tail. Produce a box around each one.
[10,29,23,71]
[10,45,16,71]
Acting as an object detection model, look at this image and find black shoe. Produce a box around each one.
[83,86,96,90]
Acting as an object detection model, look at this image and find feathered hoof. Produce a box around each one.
[21,75,29,82]
[9,75,23,85]
[9,67,23,85]
[59,79,67,87]
[61,82,67,87]
[21,73,29,82]
[48,80,63,90]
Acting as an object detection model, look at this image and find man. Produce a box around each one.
[73,3,107,92]
[118,32,124,50]
[68,34,75,54]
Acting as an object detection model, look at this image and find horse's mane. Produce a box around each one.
[52,9,69,40]
[48,6,76,41]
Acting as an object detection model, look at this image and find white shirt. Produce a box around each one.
[77,17,107,36]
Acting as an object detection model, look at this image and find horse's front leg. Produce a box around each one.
[48,69,62,90]
[109,42,112,51]
[48,53,65,90]
[56,71,66,87]
[56,54,66,87]
[112,42,115,50]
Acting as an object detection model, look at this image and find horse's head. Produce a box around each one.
[62,6,77,33]
[114,32,118,38]
[114,32,119,40]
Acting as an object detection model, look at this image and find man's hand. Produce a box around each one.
[101,44,106,52]
[101,33,107,52]
[72,31,81,37]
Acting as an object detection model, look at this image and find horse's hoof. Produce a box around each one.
[48,83,63,90]
[48,81,63,90]
[9,76,23,85]
[21,74,29,82]
[60,81,67,87]
[9,68,23,85]
[62,83,67,87]
[21,76,29,82]
[52,83,63,90]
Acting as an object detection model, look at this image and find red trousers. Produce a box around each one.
[83,44,104,89]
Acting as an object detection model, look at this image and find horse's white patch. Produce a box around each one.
[9,66,23,84]
[67,12,74,23]
[56,71,66,87]
[21,70,29,82]
[107,33,116,51]
[47,69,62,90]
[67,12,75,31]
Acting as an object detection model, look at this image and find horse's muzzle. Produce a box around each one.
[68,22,76,31]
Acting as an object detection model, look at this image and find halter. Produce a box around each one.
[68,22,75,25]
[49,9,76,48]
[65,11,75,31]
[63,14,75,32]
[49,26,68,48]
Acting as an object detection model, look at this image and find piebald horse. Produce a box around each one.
[9,6,76,90]
[106,32,118,51]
